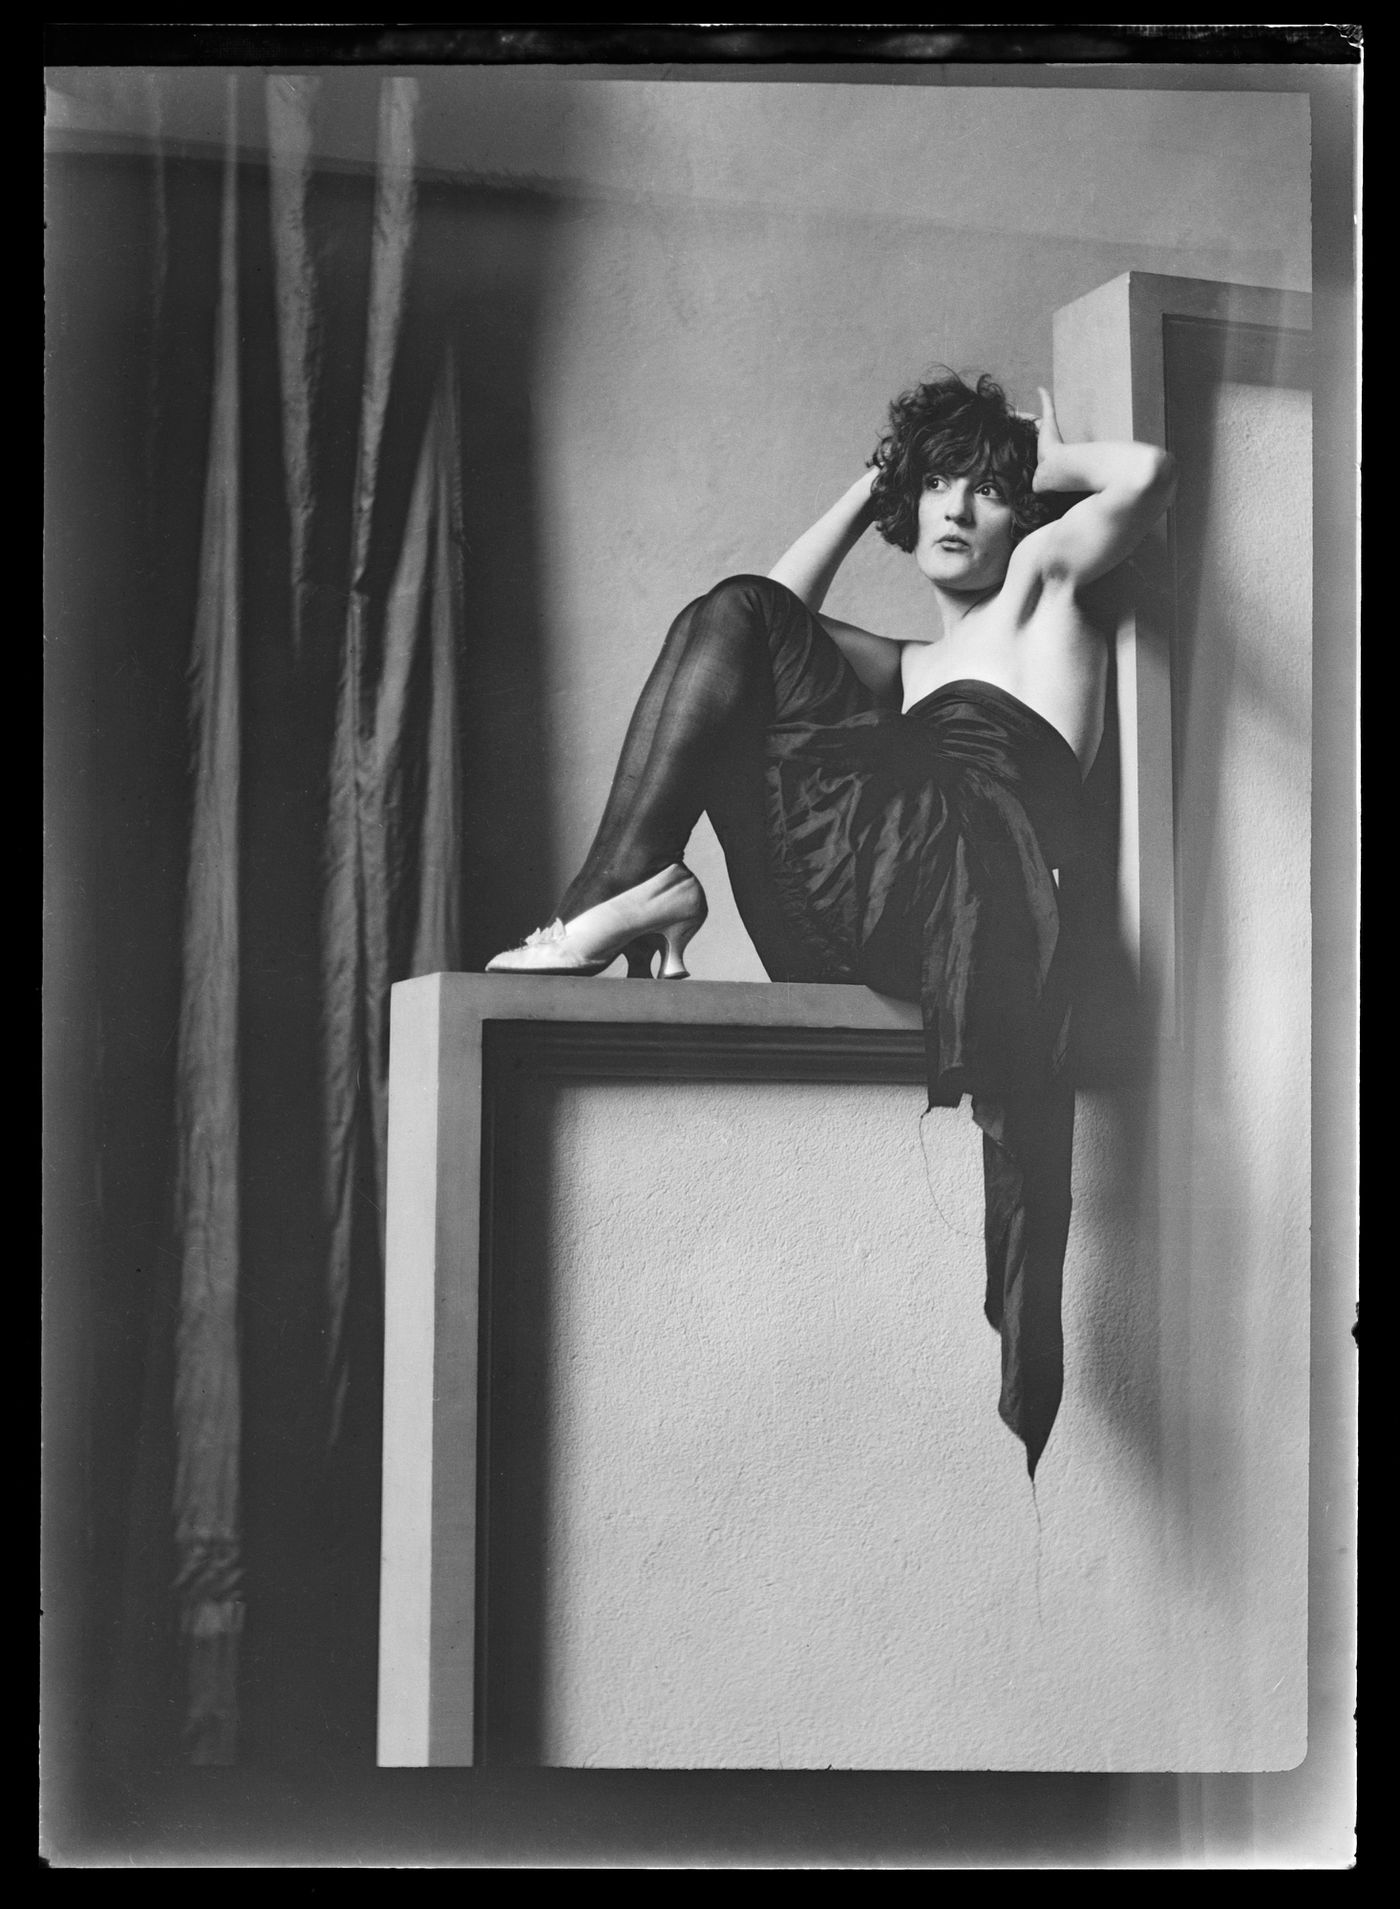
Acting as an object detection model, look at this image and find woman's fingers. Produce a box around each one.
[1018,391,1062,442]
[1036,387,1064,442]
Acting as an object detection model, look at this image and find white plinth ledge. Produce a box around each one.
[378,972,1308,1774]
[377,973,924,1768]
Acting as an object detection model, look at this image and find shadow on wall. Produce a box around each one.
[46,66,602,1789]
[1079,315,1313,1603]
[236,81,596,1764]
[409,76,611,969]
[476,1069,559,1765]
[239,80,609,1762]
[242,152,580,1756]
[358,71,605,971]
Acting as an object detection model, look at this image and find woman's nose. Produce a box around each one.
[944,482,974,521]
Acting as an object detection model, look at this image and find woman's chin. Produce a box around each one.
[921,556,978,586]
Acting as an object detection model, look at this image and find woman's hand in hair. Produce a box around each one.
[1017,387,1065,491]
[1004,385,1177,591]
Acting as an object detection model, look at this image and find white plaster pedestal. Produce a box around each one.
[377,973,924,1768]
[378,972,1308,1775]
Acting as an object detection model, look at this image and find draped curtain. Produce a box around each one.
[108,72,468,1764]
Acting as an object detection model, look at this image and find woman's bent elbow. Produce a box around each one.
[1146,446,1178,493]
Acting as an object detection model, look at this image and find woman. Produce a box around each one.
[487,370,1176,1474]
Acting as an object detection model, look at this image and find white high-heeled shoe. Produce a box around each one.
[485,864,708,978]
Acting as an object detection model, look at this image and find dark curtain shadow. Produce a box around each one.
[1070,568,1168,1496]
[441,178,561,972]
[47,144,222,1816]
[235,158,569,1766]
[475,1064,560,1766]
[1074,566,1148,1091]
[47,81,580,1824]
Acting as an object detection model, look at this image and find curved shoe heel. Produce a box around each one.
[657,916,703,979]
[622,934,665,978]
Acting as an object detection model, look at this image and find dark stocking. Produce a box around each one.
[556,578,779,921]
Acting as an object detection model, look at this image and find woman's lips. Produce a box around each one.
[936,536,970,550]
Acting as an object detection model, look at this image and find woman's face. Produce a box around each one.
[914,472,1017,593]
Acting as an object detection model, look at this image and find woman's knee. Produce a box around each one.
[704,573,791,614]
[696,574,801,652]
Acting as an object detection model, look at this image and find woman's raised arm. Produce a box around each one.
[1011,387,1177,591]
[767,469,880,612]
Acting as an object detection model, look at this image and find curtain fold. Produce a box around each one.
[265,73,320,654]
[171,74,245,1767]
[322,73,424,1446]
[362,350,468,1221]
[165,68,466,1759]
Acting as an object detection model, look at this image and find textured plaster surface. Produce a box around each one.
[526,1083,1122,1768]
[499,370,1312,1771]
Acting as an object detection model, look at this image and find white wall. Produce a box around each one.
[524,1078,1255,1769]
[503,246,1313,1769]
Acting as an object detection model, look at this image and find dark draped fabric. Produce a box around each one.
[758,654,1093,1477]
[48,72,564,1773]
[170,74,471,1764]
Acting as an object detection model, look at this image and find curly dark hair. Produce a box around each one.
[869,368,1055,553]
